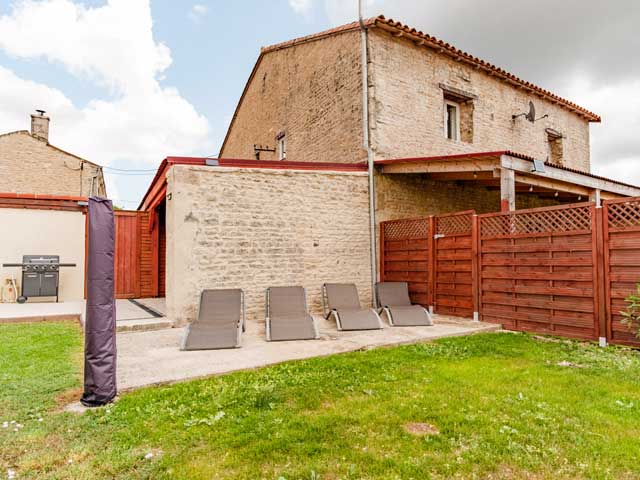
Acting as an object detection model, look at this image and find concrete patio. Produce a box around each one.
[116,314,501,390]
[1,297,500,393]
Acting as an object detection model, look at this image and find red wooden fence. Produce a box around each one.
[603,198,640,347]
[433,211,475,318]
[381,198,640,346]
[380,217,431,307]
[478,203,599,340]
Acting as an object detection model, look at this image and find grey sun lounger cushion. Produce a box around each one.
[376,282,433,327]
[266,286,318,341]
[323,283,383,331]
[181,289,244,350]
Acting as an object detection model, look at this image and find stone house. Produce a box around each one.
[0,111,106,197]
[134,16,640,325]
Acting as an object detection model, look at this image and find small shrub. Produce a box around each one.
[620,283,640,338]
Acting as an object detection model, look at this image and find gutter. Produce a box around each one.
[359,1,378,307]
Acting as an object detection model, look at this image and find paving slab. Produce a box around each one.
[116,315,500,391]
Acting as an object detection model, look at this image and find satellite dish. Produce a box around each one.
[512,100,548,123]
[525,101,536,123]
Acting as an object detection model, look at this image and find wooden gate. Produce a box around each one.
[380,217,430,307]
[113,210,159,299]
[603,198,640,347]
[478,203,599,340]
[114,211,140,298]
[433,211,475,318]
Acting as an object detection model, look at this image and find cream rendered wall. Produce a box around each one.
[0,208,86,302]
[166,165,372,326]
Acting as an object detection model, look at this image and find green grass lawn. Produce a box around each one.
[1,323,640,479]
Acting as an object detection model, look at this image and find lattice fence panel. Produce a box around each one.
[481,205,592,238]
[607,199,640,230]
[436,213,472,236]
[383,218,429,241]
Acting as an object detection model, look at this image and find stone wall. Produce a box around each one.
[0,131,106,196]
[220,30,364,164]
[166,165,372,326]
[368,29,591,171]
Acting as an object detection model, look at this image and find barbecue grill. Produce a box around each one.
[2,255,77,303]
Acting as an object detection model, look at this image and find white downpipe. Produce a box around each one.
[359,0,378,307]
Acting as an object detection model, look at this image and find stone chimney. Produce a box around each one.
[30,110,50,142]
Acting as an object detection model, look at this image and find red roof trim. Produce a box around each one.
[0,192,87,202]
[216,158,368,171]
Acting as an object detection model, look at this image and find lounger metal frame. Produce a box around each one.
[238,290,246,345]
[379,305,431,327]
[265,286,319,341]
[321,283,343,329]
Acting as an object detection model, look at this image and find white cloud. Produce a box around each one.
[288,0,313,15]
[568,77,640,186]
[188,4,208,23]
[288,0,379,23]
[323,0,379,25]
[0,0,212,205]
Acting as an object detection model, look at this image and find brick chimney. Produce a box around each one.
[30,110,50,142]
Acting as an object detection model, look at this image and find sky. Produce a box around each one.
[0,0,638,208]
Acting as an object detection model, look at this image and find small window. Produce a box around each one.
[546,128,564,166]
[444,100,460,141]
[277,134,286,160]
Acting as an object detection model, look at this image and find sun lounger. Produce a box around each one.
[181,288,244,350]
[322,283,383,331]
[265,286,319,341]
[376,282,433,326]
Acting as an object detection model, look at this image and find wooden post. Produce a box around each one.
[150,210,160,298]
[428,215,436,313]
[590,189,601,207]
[471,214,480,321]
[379,222,385,283]
[500,168,516,212]
[593,205,607,346]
